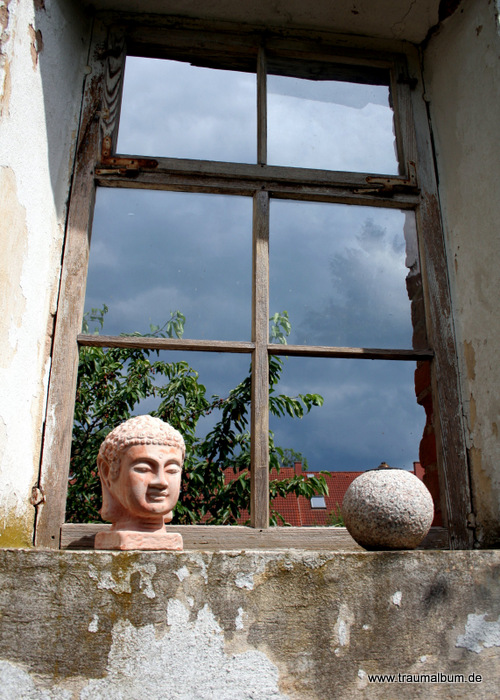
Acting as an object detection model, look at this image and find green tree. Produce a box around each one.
[278,448,309,471]
[68,307,328,525]
[326,504,345,527]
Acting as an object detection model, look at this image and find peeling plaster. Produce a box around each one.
[187,552,211,583]
[391,590,403,606]
[423,0,500,544]
[0,0,91,545]
[0,550,498,695]
[235,607,246,631]
[175,565,190,582]
[0,660,71,699]
[357,669,368,690]
[88,560,157,599]
[28,24,43,69]
[81,601,288,699]
[0,166,28,368]
[0,0,11,116]
[333,603,354,650]
[235,571,256,590]
[235,555,267,590]
[455,613,500,654]
[0,601,287,699]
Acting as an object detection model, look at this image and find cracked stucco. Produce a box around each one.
[0,0,90,545]
[424,0,500,545]
[0,550,498,699]
[456,613,500,654]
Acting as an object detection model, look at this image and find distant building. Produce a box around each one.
[224,461,440,526]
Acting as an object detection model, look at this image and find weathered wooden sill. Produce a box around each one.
[61,524,448,551]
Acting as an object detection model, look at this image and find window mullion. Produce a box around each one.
[257,46,267,165]
[251,190,270,528]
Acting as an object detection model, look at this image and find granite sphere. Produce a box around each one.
[342,468,434,550]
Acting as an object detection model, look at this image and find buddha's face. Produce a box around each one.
[112,443,183,524]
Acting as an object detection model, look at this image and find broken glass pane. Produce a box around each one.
[118,56,257,163]
[268,74,397,173]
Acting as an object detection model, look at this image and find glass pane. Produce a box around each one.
[69,348,251,524]
[269,357,423,472]
[268,75,398,173]
[85,189,252,341]
[270,201,414,348]
[117,56,257,163]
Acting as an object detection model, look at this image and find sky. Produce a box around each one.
[83,56,425,471]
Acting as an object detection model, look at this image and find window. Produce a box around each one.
[311,497,327,510]
[36,17,472,550]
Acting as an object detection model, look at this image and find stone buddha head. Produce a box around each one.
[97,415,185,532]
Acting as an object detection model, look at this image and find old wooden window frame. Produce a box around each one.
[35,16,473,550]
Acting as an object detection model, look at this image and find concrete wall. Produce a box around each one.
[423,0,500,546]
[0,549,498,698]
[0,0,91,545]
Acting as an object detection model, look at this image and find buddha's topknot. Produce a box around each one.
[98,415,185,479]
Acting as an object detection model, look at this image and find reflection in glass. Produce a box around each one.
[269,357,423,472]
[86,189,252,341]
[268,75,397,173]
[117,57,257,163]
[270,201,414,348]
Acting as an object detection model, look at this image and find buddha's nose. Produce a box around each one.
[151,469,169,489]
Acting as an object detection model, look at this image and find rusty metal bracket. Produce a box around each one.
[30,486,45,507]
[354,161,419,196]
[95,157,159,176]
[96,136,159,176]
[397,73,418,89]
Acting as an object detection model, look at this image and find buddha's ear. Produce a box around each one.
[98,457,111,487]
[98,457,124,523]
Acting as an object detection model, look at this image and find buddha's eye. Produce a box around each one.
[132,465,152,473]
[165,466,181,475]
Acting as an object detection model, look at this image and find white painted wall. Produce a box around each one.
[423,0,500,544]
[0,0,90,544]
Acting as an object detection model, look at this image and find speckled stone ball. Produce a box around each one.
[342,469,434,550]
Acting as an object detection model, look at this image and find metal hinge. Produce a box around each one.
[397,73,418,89]
[95,158,159,176]
[354,161,419,196]
[466,512,476,529]
[30,486,45,507]
[96,136,159,176]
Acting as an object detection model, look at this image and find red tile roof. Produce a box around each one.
[223,462,428,527]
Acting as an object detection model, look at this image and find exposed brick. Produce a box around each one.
[419,429,437,467]
[412,321,429,350]
[406,270,422,299]
[411,293,425,325]
[414,361,432,398]
[417,392,434,422]
[423,467,443,526]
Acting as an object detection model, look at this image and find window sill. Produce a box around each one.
[60,524,448,551]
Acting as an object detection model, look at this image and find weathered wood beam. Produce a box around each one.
[61,523,449,551]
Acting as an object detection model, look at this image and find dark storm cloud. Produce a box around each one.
[87,189,253,341]
[117,57,257,163]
